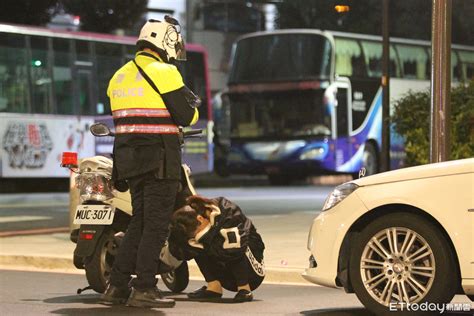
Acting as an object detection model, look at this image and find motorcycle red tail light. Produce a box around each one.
[61,152,78,168]
[79,232,95,240]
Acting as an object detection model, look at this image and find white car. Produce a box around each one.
[303,158,474,314]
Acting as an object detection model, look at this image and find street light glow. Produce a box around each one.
[335,5,350,13]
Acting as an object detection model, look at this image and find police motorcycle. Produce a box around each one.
[62,122,201,294]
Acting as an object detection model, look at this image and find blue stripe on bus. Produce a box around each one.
[336,87,382,172]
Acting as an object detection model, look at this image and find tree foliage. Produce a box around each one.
[392,81,474,166]
[275,0,474,45]
[0,0,58,25]
[62,0,148,33]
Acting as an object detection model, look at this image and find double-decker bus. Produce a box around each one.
[221,29,474,185]
[0,23,213,192]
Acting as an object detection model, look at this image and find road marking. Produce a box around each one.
[229,194,328,201]
[0,227,69,237]
[0,203,68,209]
[0,216,52,223]
[0,267,321,287]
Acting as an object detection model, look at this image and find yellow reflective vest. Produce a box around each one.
[107,51,199,130]
[107,51,198,180]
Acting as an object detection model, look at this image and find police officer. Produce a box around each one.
[101,16,199,308]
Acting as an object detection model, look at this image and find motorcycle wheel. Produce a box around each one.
[160,261,189,293]
[85,229,118,293]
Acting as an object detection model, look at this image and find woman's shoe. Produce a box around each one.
[233,289,253,303]
[187,286,222,300]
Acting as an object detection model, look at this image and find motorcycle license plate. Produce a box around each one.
[73,205,115,225]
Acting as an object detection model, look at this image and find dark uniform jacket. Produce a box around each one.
[169,197,265,266]
[107,51,199,181]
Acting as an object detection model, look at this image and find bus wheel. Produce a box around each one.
[362,142,379,175]
[268,174,291,186]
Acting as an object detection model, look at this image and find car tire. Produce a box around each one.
[161,261,189,293]
[84,229,118,293]
[362,142,379,176]
[349,212,458,315]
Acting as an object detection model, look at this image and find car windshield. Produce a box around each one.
[229,33,332,83]
[229,90,331,140]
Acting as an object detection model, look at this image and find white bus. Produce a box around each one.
[222,29,474,184]
[0,23,213,192]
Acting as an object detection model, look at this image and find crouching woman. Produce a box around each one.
[168,195,265,302]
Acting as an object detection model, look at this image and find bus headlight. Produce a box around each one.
[322,183,358,211]
[299,147,326,160]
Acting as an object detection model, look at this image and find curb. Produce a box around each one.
[0,254,311,285]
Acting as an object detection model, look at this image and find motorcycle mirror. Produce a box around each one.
[90,123,112,137]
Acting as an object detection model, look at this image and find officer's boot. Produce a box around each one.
[101,284,131,305]
[126,287,176,308]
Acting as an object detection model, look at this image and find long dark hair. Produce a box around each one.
[171,195,217,241]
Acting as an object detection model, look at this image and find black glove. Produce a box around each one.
[114,180,129,192]
[182,85,202,109]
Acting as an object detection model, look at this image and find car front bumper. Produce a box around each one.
[302,191,368,288]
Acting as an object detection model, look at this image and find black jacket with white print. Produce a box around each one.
[168,197,265,265]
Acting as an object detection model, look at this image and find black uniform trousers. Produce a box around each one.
[110,171,179,290]
[194,253,264,292]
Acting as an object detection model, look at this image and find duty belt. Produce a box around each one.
[115,124,179,134]
[112,108,171,118]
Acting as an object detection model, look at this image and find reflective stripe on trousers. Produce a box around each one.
[115,124,179,134]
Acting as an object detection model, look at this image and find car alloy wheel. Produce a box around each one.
[360,227,436,306]
[349,212,458,315]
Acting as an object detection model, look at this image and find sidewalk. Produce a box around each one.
[0,212,317,285]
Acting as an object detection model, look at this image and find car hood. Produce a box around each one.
[352,158,474,187]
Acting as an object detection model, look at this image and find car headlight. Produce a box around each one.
[299,147,326,160]
[322,183,358,211]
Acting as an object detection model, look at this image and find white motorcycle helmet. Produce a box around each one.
[137,16,186,62]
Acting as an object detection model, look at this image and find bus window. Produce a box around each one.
[395,44,429,80]
[125,44,135,61]
[75,40,91,61]
[0,33,29,113]
[451,51,462,82]
[53,38,74,115]
[335,38,366,78]
[229,90,329,139]
[77,70,92,115]
[30,36,53,114]
[459,50,474,80]
[336,87,349,137]
[96,42,123,115]
[179,51,208,119]
[229,34,332,83]
[360,41,400,78]
[73,40,94,115]
[425,48,463,82]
